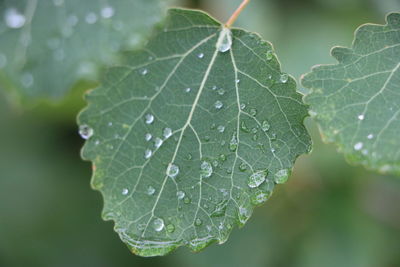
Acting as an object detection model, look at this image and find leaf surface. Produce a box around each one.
[0,0,168,99]
[302,13,400,175]
[78,9,311,256]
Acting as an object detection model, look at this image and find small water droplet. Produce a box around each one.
[240,103,246,110]
[266,50,274,60]
[250,108,257,116]
[214,100,223,110]
[217,125,225,133]
[195,218,203,226]
[358,114,365,120]
[197,53,204,59]
[274,169,289,184]
[122,188,129,195]
[261,120,270,131]
[239,162,247,172]
[177,190,185,200]
[354,142,363,151]
[251,191,270,205]
[145,133,152,141]
[217,27,232,53]
[145,113,154,124]
[85,12,98,24]
[4,8,26,29]
[167,163,179,178]
[280,73,289,83]
[248,170,267,188]
[239,207,251,224]
[185,87,191,93]
[144,149,152,159]
[200,161,213,178]
[219,154,227,161]
[108,122,113,127]
[367,134,374,139]
[153,218,164,232]
[166,224,175,233]
[154,137,163,148]
[79,125,93,140]
[141,68,148,75]
[229,133,238,152]
[236,79,240,84]
[147,186,155,195]
[183,197,191,204]
[163,128,172,139]
[101,6,114,19]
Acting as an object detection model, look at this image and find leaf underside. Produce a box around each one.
[78,9,311,256]
[302,12,400,175]
[0,0,167,99]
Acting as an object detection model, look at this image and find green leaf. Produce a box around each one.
[78,8,311,256]
[302,12,400,175]
[0,0,169,99]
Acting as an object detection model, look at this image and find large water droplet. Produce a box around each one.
[5,8,26,29]
[251,191,270,205]
[101,6,114,19]
[358,114,365,121]
[145,133,152,141]
[197,53,204,59]
[200,161,213,178]
[79,125,93,139]
[248,170,267,188]
[122,188,129,195]
[166,163,179,178]
[154,137,163,148]
[153,218,164,232]
[274,169,289,184]
[145,113,154,124]
[354,142,363,151]
[163,127,172,139]
[144,149,152,159]
[280,73,289,83]
[147,186,155,195]
[229,133,238,151]
[217,27,232,53]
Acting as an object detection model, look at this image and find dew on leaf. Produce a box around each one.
[214,100,223,110]
[163,127,172,139]
[153,218,164,232]
[145,113,154,124]
[141,68,148,75]
[354,142,363,151]
[250,108,257,116]
[197,53,204,58]
[239,162,247,172]
[251,191,270,205]
[79,124,94,140]
[167,163,179,178]
[200,161,213,178]
[240,121,250,133]
[240,103,246,110]
[217,125,225,133]
[177,190,185,200]
[147,186,155,195]
[248,170,267,188]
[145,133,152,141]
[367,134,374,139]
[280,73,289,83]
[121,188,129,195]
[261,120,270,131]
[185,87,191,93]
[358,114,365,121]
[5,8,26,29]
[274,169,289,184]
[144,149,152,159]
[154,137,163,149]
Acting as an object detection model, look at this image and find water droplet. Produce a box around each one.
[145,133,152,141]
[145,113,154,124]
[214,100,223,110]
[240,121,250,133]
[200,161,213,178]
[195,218,203,226]
[185,87,191,93]
[67,14,78,26]
[4,8,26,29]
[217,125,225,133]
[177,190,185,200]
[280,73,289,83]
[248,170,267,188]
[154,137,163,148]
[147,186,155,195]
[239,162,247,172]
[166,163,179,178]
[122,188,129,195]
[0,54,7,68]
[218,88,225,95]
[217,27,232,53]
[163,128,172,139]
[354,142,363,151]
[166,224,175,233]
[239,207,251,224]
[85,12,97,24]
[197,53,204,59]
[21,73,34,88]
[236,79,240,84]
[274,169,289,184]
[153,218,164,232]
[240,103,246,110]
[206,225,212,232]
[141,68,148,75]
[101,6,114,19]
[229,133,238,151]
[79,125,93,139]
[261,120,270,131]
[219,154,227,161]
[144,149,152,159]
[266,50,274,60]
[251,191,270,205]
[367,134,374,139]
[358,114,365,121]
[183,197,191,204]
[94,140,100,145]
[250,108,257,116]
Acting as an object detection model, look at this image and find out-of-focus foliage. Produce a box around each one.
[1,0,400,266]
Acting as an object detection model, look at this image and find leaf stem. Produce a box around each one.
[225,0,250,28]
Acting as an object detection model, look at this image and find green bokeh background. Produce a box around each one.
[1,0,400,266]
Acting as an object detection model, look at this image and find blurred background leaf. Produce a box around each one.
[1,0,400,266]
